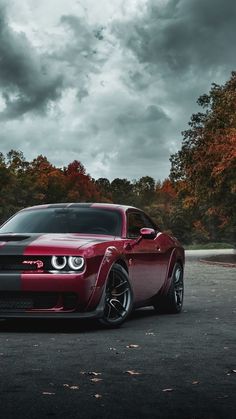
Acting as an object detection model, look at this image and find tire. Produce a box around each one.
[98,263,133,327]
[153,262,184,314]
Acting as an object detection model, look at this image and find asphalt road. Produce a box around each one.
[0,252,235,419]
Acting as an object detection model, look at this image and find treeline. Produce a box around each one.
[0,148,234,245]
[0,73,235,245]
[0,149,176,234]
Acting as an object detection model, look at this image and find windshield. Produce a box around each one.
[0,208,122,236]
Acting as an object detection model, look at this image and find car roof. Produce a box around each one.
[21,203,141,213]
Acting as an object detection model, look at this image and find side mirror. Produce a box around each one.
[140,228,156,239]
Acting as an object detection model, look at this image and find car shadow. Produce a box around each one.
[0,307,158,333]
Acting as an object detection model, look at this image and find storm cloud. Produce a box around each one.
[114,0,236,74]
[0,0,235,180]
[0,2,63,119]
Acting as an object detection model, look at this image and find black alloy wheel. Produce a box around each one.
[99,263,133,327]
[153,262,184,314]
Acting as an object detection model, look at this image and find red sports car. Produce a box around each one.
[0,203,184,326]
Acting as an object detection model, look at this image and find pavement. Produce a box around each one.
[0,250,235,419]
[186,249,236,267]
[185,249,236,268]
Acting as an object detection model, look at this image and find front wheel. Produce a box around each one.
[153,263,184,314]
[98,264,133,327]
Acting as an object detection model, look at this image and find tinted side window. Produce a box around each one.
[127,212,156,238]
[141,213,157,231]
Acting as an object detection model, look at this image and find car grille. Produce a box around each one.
[0,256,51,272]
[0,292,78,311]
[0,292,59,310]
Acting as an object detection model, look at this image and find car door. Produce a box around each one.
[125,210,169,303]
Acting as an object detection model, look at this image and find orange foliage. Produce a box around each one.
[160,179,177,198]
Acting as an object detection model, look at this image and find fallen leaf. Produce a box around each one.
[162,388,173,392]
[125,370,141,376]
[126,344,140,349]
[91,378,103,383]
[63,384,79,390]
[192,381,199,385]
[94,394,102,399]
[80,371,101,376]
[88,372,102,376]
[42,392,55,395]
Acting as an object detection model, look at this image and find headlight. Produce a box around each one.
[68,256,85,270]
[51,256,67,270]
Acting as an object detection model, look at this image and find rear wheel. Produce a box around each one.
[153,263,184,314]
[99,264,133,327]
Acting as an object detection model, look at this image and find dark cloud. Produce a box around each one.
[114,0,236,75]
[49,14,108,102]
[117,104,169,126]
[60,15,104,54]
[0,3,63,120]
[109,0,236,181]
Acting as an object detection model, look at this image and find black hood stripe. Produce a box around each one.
[0,274,21,291]
[0,235,42,291]
[0,234,42,255]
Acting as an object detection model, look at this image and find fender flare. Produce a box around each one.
[159,248,184,296]
[85,246,129,310]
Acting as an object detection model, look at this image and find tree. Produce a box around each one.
[28,155,66,204]
[95,178,112,202]
[110,178,136,205]
[133,176,156,207]
[170,72,236,244]
[0,152,13,223]
[64,160,101,202]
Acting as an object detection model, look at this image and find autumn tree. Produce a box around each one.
[0,152,13,222]
[170,72,236,244]
[27,155,66,204]
[0,152,103,223]
[64,160,101,202]
[110,178,136,205]
[133,176,156,207]
[1,150,33,219]
[95,178,112,202]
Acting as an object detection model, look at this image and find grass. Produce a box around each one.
[184,243,234,250]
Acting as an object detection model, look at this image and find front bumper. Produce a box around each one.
[0,286,106,320]
[0,269,105,319]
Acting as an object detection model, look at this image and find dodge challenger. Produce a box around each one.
[0,203,185,326]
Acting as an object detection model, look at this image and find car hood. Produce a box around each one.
[0,233,116,255]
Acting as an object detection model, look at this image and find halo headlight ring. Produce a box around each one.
[51,256,67,270]
[68,256,85,270]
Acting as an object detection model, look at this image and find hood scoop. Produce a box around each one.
[0,235,30,242]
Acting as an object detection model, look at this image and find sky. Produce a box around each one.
[0,0,236,181]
